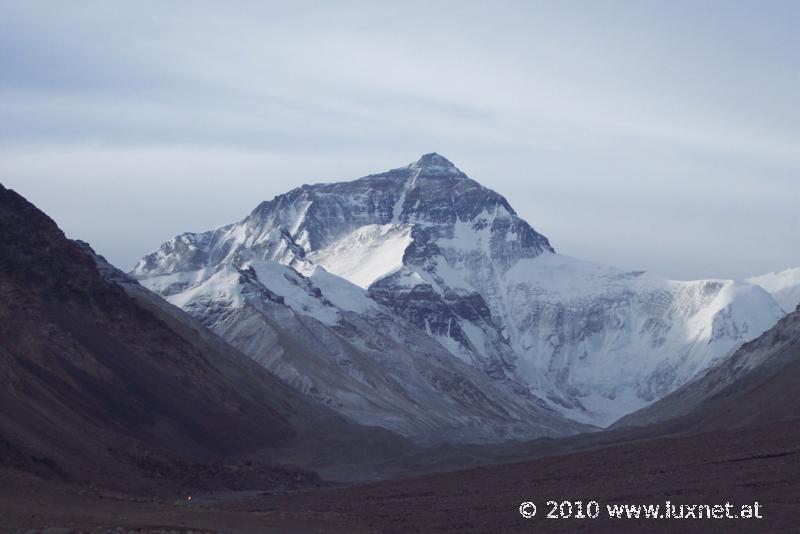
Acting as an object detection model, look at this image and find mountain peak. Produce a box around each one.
[409,153,459,174]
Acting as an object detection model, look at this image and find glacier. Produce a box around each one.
[747,267,800,313]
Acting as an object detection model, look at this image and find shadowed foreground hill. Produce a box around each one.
[0,183,410,495]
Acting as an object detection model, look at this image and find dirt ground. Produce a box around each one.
[4,420,800,533]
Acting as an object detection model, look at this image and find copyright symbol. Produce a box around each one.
[519,501,537,518]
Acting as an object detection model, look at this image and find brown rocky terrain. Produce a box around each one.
[3,419,800,532]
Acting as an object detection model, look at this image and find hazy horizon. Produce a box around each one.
[1,1,797,280]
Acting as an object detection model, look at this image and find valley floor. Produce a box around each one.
[5,420,800,533]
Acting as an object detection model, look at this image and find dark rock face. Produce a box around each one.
[368,278,514,379]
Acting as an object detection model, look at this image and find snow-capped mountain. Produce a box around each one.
[132,153,785,431]
[747,267,800,314]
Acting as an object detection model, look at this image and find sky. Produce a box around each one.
[0,1,797,280]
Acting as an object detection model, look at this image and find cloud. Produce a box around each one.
[0,1,797,278]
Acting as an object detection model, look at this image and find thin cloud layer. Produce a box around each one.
[1,1,797,278]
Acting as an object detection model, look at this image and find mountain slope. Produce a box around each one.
[0,183,411,492]
[614,303,800,430]
[748,267,800,313]
[134,247,588,443]
[133,153,784,428]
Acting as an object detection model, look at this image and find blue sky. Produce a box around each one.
[1,1,797,279]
